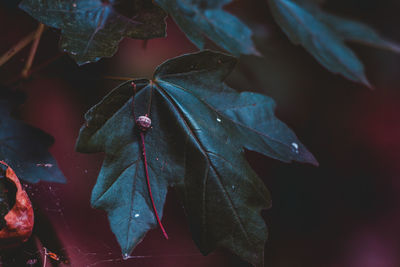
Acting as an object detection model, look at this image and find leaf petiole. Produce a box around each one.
[140,131,168,240]
[131,82,168,240]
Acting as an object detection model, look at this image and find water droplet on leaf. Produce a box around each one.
[291,142,299,154]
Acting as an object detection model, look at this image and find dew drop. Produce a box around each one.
[216,118,222,122]
[291,142,299,154]
[72,3,77,7]
[134,213,140,218]
[123,253,129,260]
[232,185,236,190]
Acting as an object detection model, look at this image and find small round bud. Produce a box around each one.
[137,115,151,131]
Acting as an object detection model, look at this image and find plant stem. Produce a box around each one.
[140,131,169,240]
[4,53,63,88]
[22,23,46,78]
[131,82,168,240]
[0,31,37,67]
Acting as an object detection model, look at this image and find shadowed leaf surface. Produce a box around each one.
[155,0,258,56]
[268,0,400,87]
[76,51,317,266]
[19,0,167,65]
[0,91,66,183]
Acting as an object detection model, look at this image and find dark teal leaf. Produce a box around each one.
[76,50,316,266]
[154,0,259,56]
[19,0,167,65]
[268,0,400,87]
[0,91,66,184]
[154,51,317,165]
[316,11,400,53]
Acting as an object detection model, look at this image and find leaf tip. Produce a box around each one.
[310,157,319,167]
[251,46,262,57]
[385,42,400,54]
[302,149,319,167]
[360,76,374,90]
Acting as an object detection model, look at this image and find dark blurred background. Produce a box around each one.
[1,0,400,266]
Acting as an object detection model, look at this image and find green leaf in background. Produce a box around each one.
[0,90,66,184]
[19,0,167,65]
[76,50,317,266]
[268,0,400,87]
[154,0,259,56]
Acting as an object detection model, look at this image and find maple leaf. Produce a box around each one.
[154,0,259,56]
[268,0,400,87]
[0,90,65,184]
[19,0,167,65]
[75,50,317,266]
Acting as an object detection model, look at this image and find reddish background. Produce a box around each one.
[1,0,400,266]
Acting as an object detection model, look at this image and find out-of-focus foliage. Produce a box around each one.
[268,0,400,87]
[0,90,65,183]
[19,0,167,64]
[155,0,259,56]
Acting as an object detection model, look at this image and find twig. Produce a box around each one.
[22,23,46,78]
[4,53,64,87]
[0,31,36,67]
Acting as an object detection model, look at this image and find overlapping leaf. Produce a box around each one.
[268,0,400,87]
[0,91,66,183]
[155,0,258,56]
[19,0,167,65]
[75,50,317,266]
